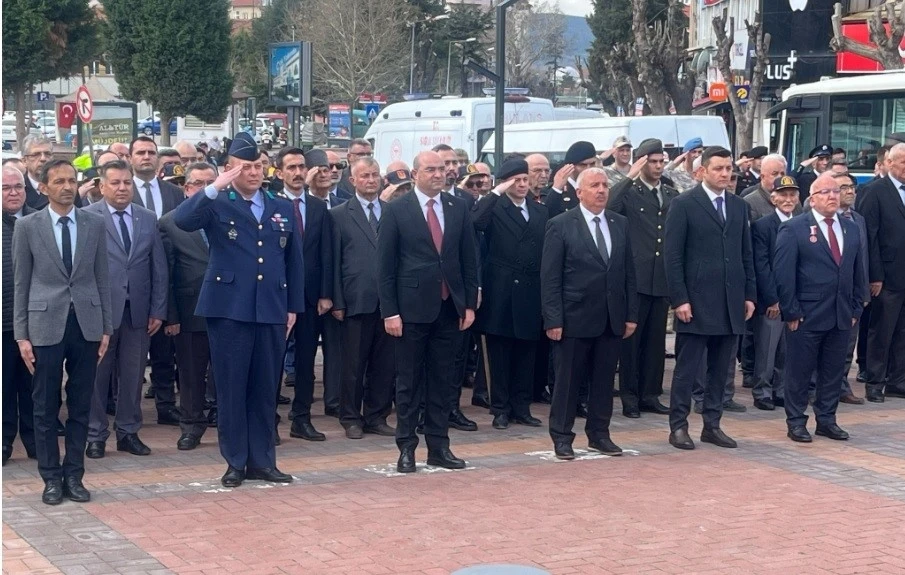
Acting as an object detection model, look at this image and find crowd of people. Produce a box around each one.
[4,127,905,506]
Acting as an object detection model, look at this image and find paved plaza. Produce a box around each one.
[4,347,905,575]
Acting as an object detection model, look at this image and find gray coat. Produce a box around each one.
[83,200,168,329]
[13,207,113,345]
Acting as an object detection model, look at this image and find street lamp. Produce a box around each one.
[408,14,449,94]
[446,38,477,94]
[494,0,523,172]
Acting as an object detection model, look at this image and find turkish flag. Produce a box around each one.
[57,103,76,129]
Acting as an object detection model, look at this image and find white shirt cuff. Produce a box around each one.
[204,184,218,200]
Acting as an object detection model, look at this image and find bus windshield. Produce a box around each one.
[829,93,905,172]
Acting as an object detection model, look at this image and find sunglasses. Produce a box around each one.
[328,163,345,170]
[464,178,489,189]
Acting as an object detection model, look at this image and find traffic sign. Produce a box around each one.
[76,85,93,123]
[365,103,380,121]
[36,91,50,102]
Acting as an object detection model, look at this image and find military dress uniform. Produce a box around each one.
[173,148,305,479]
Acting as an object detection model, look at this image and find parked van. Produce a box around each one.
[177,110,233,146]
[365,96,595,168]
[479,115,731,166]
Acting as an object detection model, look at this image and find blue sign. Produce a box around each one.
[364,103,380,121]
[36,91,50,102]
[736,84,750,105]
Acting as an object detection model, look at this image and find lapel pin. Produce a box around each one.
[448,201,453,206]
[563,197,571,202]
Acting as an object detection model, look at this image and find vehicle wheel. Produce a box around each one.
[143,127,153,136]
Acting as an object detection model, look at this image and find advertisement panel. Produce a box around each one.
[327,103,352,138]
[268,42,313,106]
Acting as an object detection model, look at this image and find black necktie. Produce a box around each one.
[592,216,609,266]
[144,182,156,214]
[714,196,726,226]
[367,202,378,234]
[115,211,132,254]
[59,216,72,275]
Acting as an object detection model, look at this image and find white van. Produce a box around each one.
[176,111,233,147]
[365,96,598,168]
[479,115,731,166]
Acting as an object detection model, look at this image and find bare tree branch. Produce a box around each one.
[831,1,904,70]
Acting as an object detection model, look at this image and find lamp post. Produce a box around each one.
[446,38,476,94]
[494,0,523,173]
[408,14,449,94]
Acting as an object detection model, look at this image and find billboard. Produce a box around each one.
[268,42,312,107]
[327,103,352,138]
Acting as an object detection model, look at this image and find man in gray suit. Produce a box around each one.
[84,160,168,459]
[13,159,113,505]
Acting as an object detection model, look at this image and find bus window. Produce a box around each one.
[830,93,905,171]
[786,114,819,167]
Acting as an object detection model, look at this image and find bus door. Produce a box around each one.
[783,111,821,168]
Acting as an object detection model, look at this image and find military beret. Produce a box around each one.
[773,175,799,191]
[809,144,832,158]
[635,138,663,158]
[161,162,186,184]
[498,158,529,181]
[564,141,596,165]
[228,132,259,161]
[304,149,329,168]
[613,135,632,149]
[683,137,704,153]
[748,146,768,159]
[386,169,412,186]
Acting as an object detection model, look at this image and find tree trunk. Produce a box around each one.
[14,84,27,151]
[161,113,172,147]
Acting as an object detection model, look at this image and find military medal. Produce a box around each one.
[228,228,238,240]
[809,225,818,243]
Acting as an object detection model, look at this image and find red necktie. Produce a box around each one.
[426,199,449,300]
[292,198,305,238]
[824,217,842,265]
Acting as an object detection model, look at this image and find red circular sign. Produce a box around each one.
[76,85,93,123]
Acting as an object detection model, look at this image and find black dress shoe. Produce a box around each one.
[289,420,326,441]
[511,414,542,427]
[471,393,491,409]
[144,387,155,399]
[157,409,181,426]
[668,428,695,450]
[639,400,670,414]
[363,422,396,436]
[865,384,885,403]
[753,398,775,411]
[856,370,868,383]
[772,397,785,408]
[426,448,466,469]
[815,423,850,440]
[86,441,106,459]
[538,388,553,405]
[221,466,245,488]
[492,413,509,429]
[177,434,200,451]
[701,427,738,448]
[397,449,416,473]
[345,424,364,439]
[42,479,64,505]
[575,403,589,418]
[63,477,90,502]
[722,400,747,413]
[116,433,151,456]
[277,394,291,405]
[588,436,623,456]
[787,426,813,443]
[553,442,575,460]
[884,385,905,399]
[207,407,218,428]
[2,445,11,466]
[324,406,340,418]
[246,467,293,482]
[449,410,478,431]
[622,406,641,418]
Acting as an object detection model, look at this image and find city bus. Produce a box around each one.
[769,71,905,183]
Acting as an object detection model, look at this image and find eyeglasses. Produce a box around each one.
[328,163,345,170]
[186,179,216,187]
[839,184,855,191]
[464,179,487,189]
[2,184,25,192]
[812,188,842,196]
[25,151,52,159]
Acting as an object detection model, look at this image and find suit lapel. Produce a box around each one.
[439,192,457,254]
[634,181,660,210]
[406,192,436,249]
[691,187,724,229]
[38,209,69,277]
[130,208,145,261]
[101,205,128,255]
[348,197,377,247]
[70,209,89,275]
[501,195,528,233]
[807,212,838,267]
[885,177,905,221]
[575,209,606,267]
[606,212,621,265]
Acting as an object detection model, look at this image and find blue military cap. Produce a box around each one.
[682,137,704,153]
[228,132,259,161]
[809,144,832,158]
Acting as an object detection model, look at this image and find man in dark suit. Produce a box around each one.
[794,145,832,206]
[472,158,547,429]
[335,138,372,199]
[174,133,305,488]
[159,162,217,450]
[607,138,676,418]
[544,141,598,219]
[858,143,905,402]
[541,167,638,459]
[13,159,113,505]
[21,136,85,210]
[330,157,395,438]
[750,177,799,411]
[128,135,185,424]
[664,146,756,450]
[274,147,334,441]
[378,150,479,473]
[3,166,37,465]
[83,160,168,458]
[774,173,866,443]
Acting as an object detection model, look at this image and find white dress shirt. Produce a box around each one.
[702,183,727,219]
[414,188,444,232]
[511,198,529,221]
[106,202,134,249]
[775,208,792,222]
[356,193,381,221]
[133,175,163,218]
[578,203,611,257]
[28,175,43,196]
[816,212,844,255]
[282,188,307,229]
[889,174,905,206]
[49,206,77,260]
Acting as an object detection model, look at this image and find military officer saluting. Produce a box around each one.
[174,132,305,488]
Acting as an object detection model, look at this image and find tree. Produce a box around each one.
[505,1,568,91]
[712,9,771,152]
[631,0,695,114]
[105,0,233,145]
[2,0,100,147]
[831,0,904,71]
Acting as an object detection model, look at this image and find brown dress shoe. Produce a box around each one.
[839,393,865,405]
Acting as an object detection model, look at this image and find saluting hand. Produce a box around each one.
[552,164,574,190]
[212,165,244,191]
[380,184,400,203]
[627,155,648,180]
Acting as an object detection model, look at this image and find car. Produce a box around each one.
[138,114,178,136]
[33,110,56,122]
[35,117,58,141]
[1,118,42,144]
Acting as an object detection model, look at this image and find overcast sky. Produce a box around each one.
[558,0,593,17]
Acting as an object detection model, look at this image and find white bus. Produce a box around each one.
[769,71,905,183]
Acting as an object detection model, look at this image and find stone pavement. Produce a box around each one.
[4,349,905,575]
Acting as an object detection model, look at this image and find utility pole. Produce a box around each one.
[495,0,522,174]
